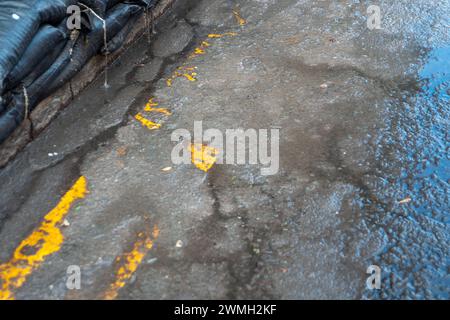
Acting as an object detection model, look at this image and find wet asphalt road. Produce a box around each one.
[0,0,449,299]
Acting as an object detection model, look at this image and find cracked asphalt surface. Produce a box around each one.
[0,0,449,299]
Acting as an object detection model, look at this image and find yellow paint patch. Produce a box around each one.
[188,48,206,59]
[207,32,238,39]
[232,8,247,26]
[166,32,239,87]
[135,113,161,130]
[145,97,159,109]
[188,39,214,59]
[166,66,198,87]
[144,107,172,115]
[104,225,160,300]
[0,176,87,300]
[143,98,172,115]
[190,143,219,172]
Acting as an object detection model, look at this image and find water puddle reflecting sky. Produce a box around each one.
[365,45,449,299]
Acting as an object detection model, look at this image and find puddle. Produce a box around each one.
[362,45,449,299]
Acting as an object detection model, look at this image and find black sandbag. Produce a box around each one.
[0,0,158,143]
[41,4,142,97]
[24,35,78,108]
[0,1,39,99]
[108,0,158,10]
[0,0,77,97]
[36,0,79,24]
[3,3,142,117]
[79,0,108,17]
[101,11,142,55]
[133,0,159,8]
[107,0,123,9]
[0,37,72,144]
[0,95,26,144]
[20,40,68,88]
[5,25,67,91]
[0,94,13,116]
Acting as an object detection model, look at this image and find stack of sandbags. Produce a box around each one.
[0,0,159,144]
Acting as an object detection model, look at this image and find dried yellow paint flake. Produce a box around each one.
[194,47,205,55]
[0,176,87,300]
[145,97,159,109]
[135,113,161,130]
[188,39,213,59]
[104,225,160,300]
[144,107,172,115]
[207,32,238,39]
[190,143,219,172]
[180,72,198,82]
[233,8,247,26]
[166,66,198,87]
[166,31,238,87]
[143,98,172,115]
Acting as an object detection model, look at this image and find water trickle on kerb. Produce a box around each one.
[79,4,110,89]
[102,19,110,89]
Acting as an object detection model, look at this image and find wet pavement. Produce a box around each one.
[0,0,449,300]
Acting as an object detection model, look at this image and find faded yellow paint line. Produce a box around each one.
[188,40,211,59]
[191,47,205,56]
[143,97,172,115]
[135,113,161,130]
[166,66,198,87]
[144,107,172,115]
[104,225,160,300]
[233,8,247,26]
[145,97,159,109]
[190,143,219,172]
[0,176,88,300]
[201,41,211,47]
[167,32,239,87]
[207,32,238,39]
[166,77,174,87]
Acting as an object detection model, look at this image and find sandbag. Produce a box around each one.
[0,94,26,144]
[134,0,159,8]
[0,0,77,97]
[0,1,40,99]
[36,0,78,24]
[101,12,141,55]
[79,0,108,17]
[24,34,79,108]
[5,24,68,91]
[20,40,68,88]
[0,0,160,144]
[0,94,12,116]
[107,0,125,10]
[41,4,142,97]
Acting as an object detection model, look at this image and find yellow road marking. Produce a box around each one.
[144,107,172,115]
[207,32,238,39]
[135,113,161,130]
[232,8,247,26]
[145,97,159,109]
[0,176,88,300]
[166,32,239,87]
[188,41,211,59]
[190,143,219,172]
[143,98,172,115]
[166,66,198,87]
[104,225,160,300]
